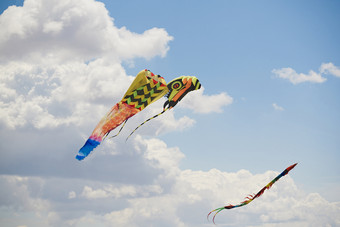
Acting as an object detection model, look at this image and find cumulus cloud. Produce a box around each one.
[0,0,173,63]
[273,62,340,84]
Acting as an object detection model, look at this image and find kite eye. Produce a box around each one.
[172,81,182,90]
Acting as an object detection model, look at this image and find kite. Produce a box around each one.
[76,69,201,161]
[207,163,298,224]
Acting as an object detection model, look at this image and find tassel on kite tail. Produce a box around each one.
[207,207,225,224]
[207,163,298,224]
[76,102,140,160]
[207,198,253,224]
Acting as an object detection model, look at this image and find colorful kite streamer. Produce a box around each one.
[207,163,298,224]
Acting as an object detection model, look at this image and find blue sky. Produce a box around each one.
[0,0,339,226]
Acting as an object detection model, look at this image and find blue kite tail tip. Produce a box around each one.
[75,154,85,161]
[76,138,100,161]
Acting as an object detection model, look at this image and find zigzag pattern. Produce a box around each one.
[121,79,167,110]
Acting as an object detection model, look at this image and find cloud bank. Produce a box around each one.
[1,138,340,227]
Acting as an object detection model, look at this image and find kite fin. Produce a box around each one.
[76,138,100,160]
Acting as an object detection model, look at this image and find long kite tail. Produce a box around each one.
[207,163,298,224]
[125,108,169,142]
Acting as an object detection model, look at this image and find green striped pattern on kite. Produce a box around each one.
[122,80,166,110]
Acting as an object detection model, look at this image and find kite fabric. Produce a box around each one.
[76,69,201,160]
[207,163,298,224]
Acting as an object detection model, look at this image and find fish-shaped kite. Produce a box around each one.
[125,75,201,141]
[76,69,201,160]
[208,163,298,224]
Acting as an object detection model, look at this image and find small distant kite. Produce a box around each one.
[208,163,298,224]
[76,69,201,161]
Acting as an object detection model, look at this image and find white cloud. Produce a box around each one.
[43,20,64,34]
[0,0,173,63]
[136,136,185,177]
[272,67,326,84]
[0,61,130,129]
[81,186,110,199]
[319,62,340,77]
[178,87,233,113]
[273,62,340,84]
[81,184,163,200]
[273,103,284,111]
